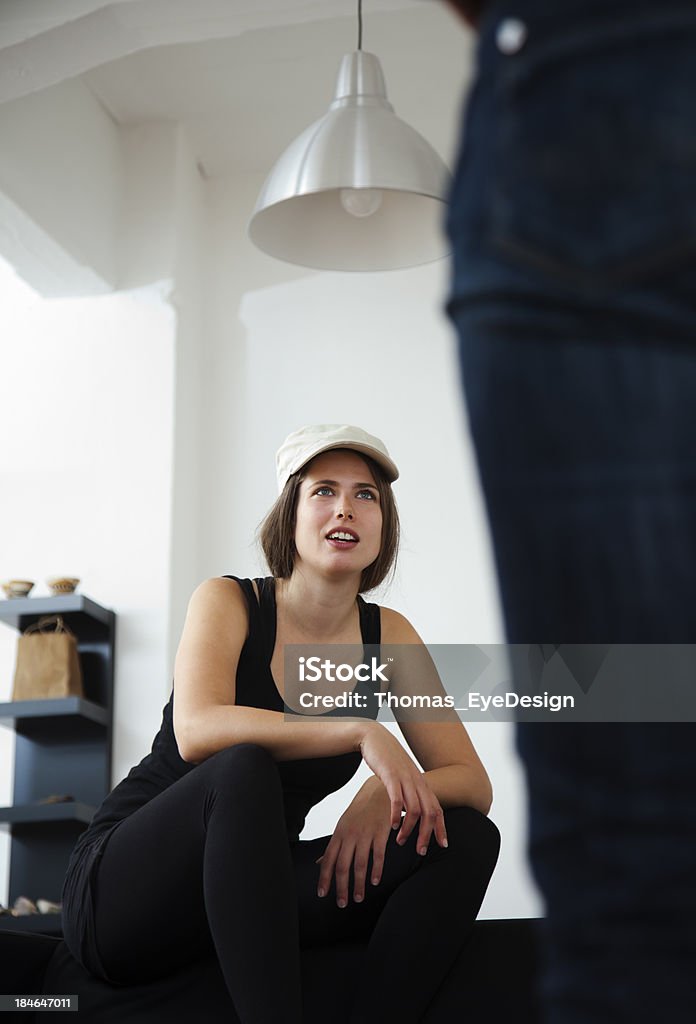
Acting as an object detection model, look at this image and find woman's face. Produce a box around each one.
[293,449,383,581]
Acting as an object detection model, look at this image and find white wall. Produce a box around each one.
[0,257,175,905]
[0,78,122,294]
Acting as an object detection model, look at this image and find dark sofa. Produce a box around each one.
[1,918,540,1022]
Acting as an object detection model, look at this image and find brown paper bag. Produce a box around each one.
[12,615,84,701]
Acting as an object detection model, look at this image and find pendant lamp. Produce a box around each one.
[248,1,452,271]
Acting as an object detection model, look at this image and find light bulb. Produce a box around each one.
[340,188,383,218]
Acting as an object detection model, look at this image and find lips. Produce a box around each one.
[326,528,359,547]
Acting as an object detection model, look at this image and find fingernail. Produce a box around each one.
[443,839,449,848]
[371,877,380,886]
[354,894,363,903]
[419,847,427,856]
[317,888,325,898]
[338,898,347,909]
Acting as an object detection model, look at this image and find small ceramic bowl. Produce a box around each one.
[1,580,35,599]
[46,577,80,595]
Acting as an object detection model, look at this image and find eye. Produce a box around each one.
[357,489,377,501]
[314,486,334,496]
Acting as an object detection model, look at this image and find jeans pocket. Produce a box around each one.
[487,8,696,287]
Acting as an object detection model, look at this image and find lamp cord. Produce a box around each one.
[357,0,363,50]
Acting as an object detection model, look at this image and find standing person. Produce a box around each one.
[443,1,696,1022]
[61,424,499,1024]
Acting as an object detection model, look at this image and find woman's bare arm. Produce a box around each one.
[172,577,372,764]
[378,606,493,814]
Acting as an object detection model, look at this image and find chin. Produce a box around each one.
[321,560,368,581]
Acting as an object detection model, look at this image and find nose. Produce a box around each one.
[336,501,354,521]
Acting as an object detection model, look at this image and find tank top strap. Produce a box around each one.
[220,575,268,646]
[357,594,381,646]
[255,576,278,653]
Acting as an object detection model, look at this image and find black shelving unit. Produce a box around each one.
[0,594,115,935]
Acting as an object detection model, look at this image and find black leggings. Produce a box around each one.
[89,744,500,1023]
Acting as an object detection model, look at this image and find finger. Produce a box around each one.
[370,836,388,887]
[334,846,355,909]
[410,787,448,855]
[317,844,338,898]
[396,784,422,845]
[352,843,371,904]
[414,802,441,856]
[397,809,420,846]
[386,781,405,831]
[435,803,449,848]
[411,788,439,853]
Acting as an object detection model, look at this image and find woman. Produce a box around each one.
[62,423,500,1023]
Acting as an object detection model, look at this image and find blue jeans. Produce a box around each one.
[446,2,696,1020]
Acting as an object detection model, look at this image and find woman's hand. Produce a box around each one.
[315,779,393,906]
[359,721,448,851]
[316,724,448,907]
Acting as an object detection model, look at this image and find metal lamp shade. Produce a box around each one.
[248,51,452,271]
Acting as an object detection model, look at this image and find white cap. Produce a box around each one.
[276,424,399,493]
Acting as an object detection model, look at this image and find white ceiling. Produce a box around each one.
[0,0,472,178]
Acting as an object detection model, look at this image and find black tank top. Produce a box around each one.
[68,576,381,856]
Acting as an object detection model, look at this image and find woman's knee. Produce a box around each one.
[198,742,282,797]
[443,806,501,870]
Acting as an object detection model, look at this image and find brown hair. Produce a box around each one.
[259,450,399,593]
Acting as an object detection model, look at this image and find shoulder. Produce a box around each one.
[190,575,248,601]
[378,605,425,645]
[186,576,251,626]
